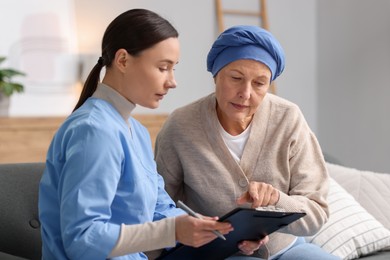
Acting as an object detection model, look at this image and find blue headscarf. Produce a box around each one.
[207,25,285,81]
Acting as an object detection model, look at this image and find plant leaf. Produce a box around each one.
[0,56,25,96]
[0,82,24,96]
[0,68,26,78]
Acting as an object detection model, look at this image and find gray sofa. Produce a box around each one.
[0,163,43,260]
[0,162,389,260]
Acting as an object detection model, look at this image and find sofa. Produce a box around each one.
[0,162,389,260]
[0,163,43,260]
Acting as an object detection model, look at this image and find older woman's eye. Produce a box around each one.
[232,76,241,81]
[254,81,266,87]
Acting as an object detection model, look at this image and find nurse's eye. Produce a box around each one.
[159,67,168,72]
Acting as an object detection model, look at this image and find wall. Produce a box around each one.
[317,0,390,172]
[1,0,79,116]
[1,0,318,133]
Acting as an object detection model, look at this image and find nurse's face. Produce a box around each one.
[124,37,180,109]
[214,59,271,130]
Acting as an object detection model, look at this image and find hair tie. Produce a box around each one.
[97,57,104,66]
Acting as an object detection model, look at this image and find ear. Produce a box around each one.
[113,49,128,73]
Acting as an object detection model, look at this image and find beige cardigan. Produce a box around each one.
[155,93,330,258]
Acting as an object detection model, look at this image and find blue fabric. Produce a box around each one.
[207,25,285,81]
[275,237,341,260]
[225,237,340,260]
[39,98,183,260]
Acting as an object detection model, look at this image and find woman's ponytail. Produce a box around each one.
[72,57,105,112]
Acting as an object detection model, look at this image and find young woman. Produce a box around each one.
[38,9,232,260]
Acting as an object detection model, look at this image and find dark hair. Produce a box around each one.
[73,9,179,111]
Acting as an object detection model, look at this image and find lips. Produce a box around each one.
[231,102,249,110]
[156,93,167,100]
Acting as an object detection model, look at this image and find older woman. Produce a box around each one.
[155,25,339,259]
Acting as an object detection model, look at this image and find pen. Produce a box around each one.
[177,200,226,241]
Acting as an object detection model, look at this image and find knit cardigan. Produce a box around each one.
[155,93,329,257]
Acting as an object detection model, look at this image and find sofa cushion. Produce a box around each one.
[327,162,390,230]
[306,177,390,259]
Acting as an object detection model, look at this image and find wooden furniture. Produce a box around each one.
[215,0,269,33]
[0,115,168,163]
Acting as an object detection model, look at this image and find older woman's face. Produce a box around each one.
[214,59,271,128]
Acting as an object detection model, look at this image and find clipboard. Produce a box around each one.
[156,207,306,260]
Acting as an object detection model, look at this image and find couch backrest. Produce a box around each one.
[0,162,45,260]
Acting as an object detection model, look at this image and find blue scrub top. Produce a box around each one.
[39,97,182,260]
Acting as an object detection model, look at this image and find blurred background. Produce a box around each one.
[1,0,389,173]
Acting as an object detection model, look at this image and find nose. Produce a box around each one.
[165,71,177,89]
[238,82,251,99]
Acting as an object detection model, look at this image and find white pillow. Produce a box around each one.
[306,178,390,259]
[326,162,390,230]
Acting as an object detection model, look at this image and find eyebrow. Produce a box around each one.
[159,59,179,65]
[230,69,268,79]
[256,75,269,80]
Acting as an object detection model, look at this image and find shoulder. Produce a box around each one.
[172,95,210,118]
[266,93,300,111]
[157,94,213,143]
[255,94,311,139]
[264,93,304,122]
[164,94,211,127]
[59,99,126,141]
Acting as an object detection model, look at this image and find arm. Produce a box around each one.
[237,106,329,236]
[58,124,122,259]
[109,213,233,258]
[154,173,186,219]
[276,129,330,236]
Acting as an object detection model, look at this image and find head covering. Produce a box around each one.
[207,25,285,81]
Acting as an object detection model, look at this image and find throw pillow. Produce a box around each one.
[326,162,390,230]
[306,178,390,260]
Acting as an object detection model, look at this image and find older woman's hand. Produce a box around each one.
[238,236,269,255]
[236,181,280,208]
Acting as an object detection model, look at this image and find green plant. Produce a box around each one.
[0,56,25,97]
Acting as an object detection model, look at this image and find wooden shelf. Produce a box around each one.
[0,114,168,163]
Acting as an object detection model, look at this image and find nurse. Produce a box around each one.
[38,9,232,260]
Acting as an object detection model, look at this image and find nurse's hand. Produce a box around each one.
[236,181,280,208]
[238,236,269,255]
[175,215,233,247]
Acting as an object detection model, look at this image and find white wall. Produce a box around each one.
[317,0,390,172]
[1,0,79,116]
[268,0,318,133]
[2,0,318,133]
